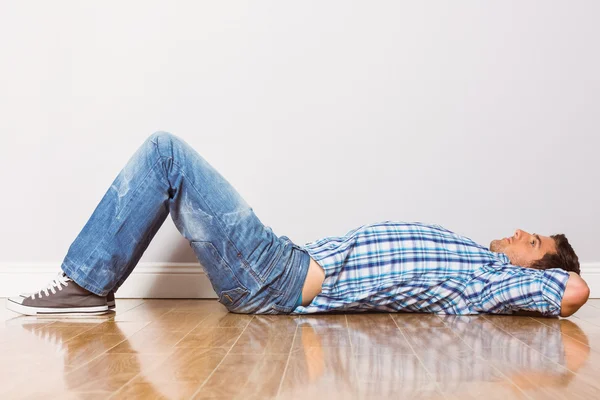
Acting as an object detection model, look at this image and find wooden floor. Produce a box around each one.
[2,299,600,400]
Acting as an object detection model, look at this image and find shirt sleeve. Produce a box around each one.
[465,264,571,316]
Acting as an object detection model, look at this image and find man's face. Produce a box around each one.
[490,229,557,267]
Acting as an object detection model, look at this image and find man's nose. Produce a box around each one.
[514,229,529,240]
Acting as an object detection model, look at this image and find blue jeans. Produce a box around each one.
[60,131,310,314]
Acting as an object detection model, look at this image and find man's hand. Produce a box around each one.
[560,272,590,317]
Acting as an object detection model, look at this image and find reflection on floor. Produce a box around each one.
[1,299,599,400]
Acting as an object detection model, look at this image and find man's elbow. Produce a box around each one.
[560,273,590,317]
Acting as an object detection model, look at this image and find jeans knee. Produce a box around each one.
[148,131,183,154]
[148,131,191,162]
[147,131,176,161]
[149,130,175,143]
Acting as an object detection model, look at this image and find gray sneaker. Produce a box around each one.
[7,272,109,316]
[19,288,115,309]
[106,290,115,309]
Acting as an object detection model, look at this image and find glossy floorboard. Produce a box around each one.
[2,299,599,400]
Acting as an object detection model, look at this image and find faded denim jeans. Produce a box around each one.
[60,131,310,314]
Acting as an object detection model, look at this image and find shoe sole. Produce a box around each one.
[6,298,109,316]
[20,294,115,310]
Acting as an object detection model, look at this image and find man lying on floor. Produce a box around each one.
[6,132,590,318]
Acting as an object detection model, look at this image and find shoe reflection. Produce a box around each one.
[1,313,175,398]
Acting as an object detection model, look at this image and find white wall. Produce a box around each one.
[1,1,599,298]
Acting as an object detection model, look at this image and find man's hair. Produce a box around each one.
[530,234,580,275]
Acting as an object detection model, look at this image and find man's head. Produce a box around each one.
[490,229,580,274]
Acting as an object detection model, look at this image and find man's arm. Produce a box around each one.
[511,271,590,317]
[559,272,590,317]
[513,272,590,317]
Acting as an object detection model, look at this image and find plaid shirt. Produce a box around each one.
[293,220,570,316]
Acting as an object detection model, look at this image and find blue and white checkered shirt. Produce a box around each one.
[293,220,570,316]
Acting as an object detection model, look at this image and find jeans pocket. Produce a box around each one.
[219,287,250,310]
[190,241,249,309]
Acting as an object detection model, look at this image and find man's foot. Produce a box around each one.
[19,289,115,309]
[6,272,109,316]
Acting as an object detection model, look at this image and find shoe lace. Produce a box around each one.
[30,272,72,299]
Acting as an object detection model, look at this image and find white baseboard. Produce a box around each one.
[0,262,217,298]
[580,264,600,298]
[1,262,599,299]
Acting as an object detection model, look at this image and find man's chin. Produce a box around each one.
[489,240,504,253]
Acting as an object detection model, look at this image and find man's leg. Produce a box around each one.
[8,131,307,315]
